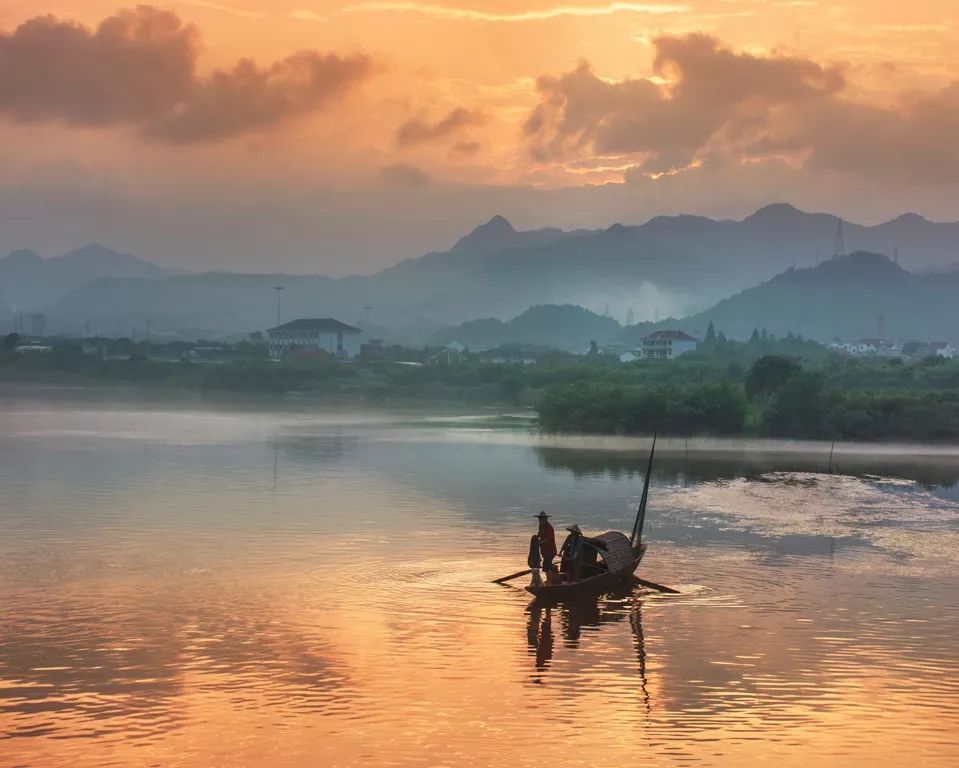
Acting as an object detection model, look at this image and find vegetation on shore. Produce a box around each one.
[3,331,959,441]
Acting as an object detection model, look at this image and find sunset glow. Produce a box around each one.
[1,0,957,270]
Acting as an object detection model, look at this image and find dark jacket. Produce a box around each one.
[528,535,542,569]
[560,532,583,561]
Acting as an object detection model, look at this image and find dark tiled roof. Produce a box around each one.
[643,330,697,342]
[269,318,362,333]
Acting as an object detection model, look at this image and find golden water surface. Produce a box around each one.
[1,398,958,767]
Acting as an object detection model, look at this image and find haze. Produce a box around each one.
[2,0,958,274]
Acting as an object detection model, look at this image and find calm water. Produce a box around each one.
[1,396,958,767]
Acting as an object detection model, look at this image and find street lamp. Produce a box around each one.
[273,286,284,327]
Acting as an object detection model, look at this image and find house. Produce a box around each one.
[642,330,697,360]
[931,341,957,359]
[427,344,466,366]
[268,318,363,360]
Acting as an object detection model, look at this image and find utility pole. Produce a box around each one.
[273,286,284,327]
[145,319,151,343]
[363,306,372,326]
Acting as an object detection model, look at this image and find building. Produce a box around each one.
[642,330,697,360]
[268,318,363,360]
[427,343,467,367]
[931,342,957,359]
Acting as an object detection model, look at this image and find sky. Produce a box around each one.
[1,0,958,274]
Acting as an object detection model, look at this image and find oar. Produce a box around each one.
[632,576,681,594]
[492,568,532,584]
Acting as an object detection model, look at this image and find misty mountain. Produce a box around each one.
[629,252,959,343]
[434,304,622,352]
[1,244,172,316]
[29,204,959,338]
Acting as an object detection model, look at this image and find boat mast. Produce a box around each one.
[630,432,657,546]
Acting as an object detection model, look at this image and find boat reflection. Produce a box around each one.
[526,589,650,712]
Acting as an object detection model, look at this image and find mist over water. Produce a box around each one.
[1,397,957,767]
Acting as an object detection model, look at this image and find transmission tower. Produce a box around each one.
[833,217,846,259]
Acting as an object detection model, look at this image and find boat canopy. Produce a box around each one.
[587,531,635,575]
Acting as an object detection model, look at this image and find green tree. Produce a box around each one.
[745,355,802,400]
[704,321,716,345]
[762,371,831,438]
[3,332,20,350]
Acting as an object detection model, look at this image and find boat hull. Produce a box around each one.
[524,544,645,600]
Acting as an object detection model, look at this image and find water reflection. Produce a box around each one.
[535,445,959,488]
[2,401,959,767]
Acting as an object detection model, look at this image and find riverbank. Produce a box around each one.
[3,349,959,442]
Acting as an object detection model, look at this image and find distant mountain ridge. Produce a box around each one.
[450,214,567,252]
[0,244,173,318]
[9,203,959,338]
[626,251,959,343]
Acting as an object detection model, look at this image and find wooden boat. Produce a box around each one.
[525,434,658,601]
[525,533,646,599]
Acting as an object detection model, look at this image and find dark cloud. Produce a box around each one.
[379,163,431,187]
[0,6,372,143]
[395,107,484,147]
[526,33,959,182]
[526,35,842,172]
[146,52,373,144]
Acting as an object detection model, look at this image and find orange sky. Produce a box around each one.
[1,1,957,272]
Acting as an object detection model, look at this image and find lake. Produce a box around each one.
[1,395,958,767]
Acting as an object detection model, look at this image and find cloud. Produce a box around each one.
[379,162,432,187]
[525,33,959,183]
[526,35,842,172]
[148,52,373,144]
[0,6,372,143]
[450,140,482,156]
[180,0,265,18]
[395,107,484,147]
[339,2,688,23]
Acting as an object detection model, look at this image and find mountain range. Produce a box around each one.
[1,244,172,318]
[434,252,959,349]
[3,204,959,340]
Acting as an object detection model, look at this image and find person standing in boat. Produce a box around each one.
[560,524,585,581]
[528,533,543,587]
[536,511,557,582]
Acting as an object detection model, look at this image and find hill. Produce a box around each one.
[32,204,959,338]
[1,244,172,324]
[434,304,623,351]
[620,252,959,343]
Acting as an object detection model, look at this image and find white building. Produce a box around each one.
[932,342,957,359]
[642,330,698,360]
[268,318,363,360]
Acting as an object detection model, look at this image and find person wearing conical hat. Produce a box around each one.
[559,524,584,580]
[535,511,557,580]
